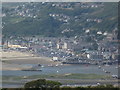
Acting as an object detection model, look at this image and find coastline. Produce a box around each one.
[2,50,60,70]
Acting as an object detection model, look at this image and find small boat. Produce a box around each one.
[48,64,53,67]
[105,71,110,73]
[55,64,58,67]
[60,63,63,66]
[41,65,44,68]
[112,75,118,78]
[38,64,42,66]
[23,76,28,79]
[98,66,101,69]
[57,71,59,73]
[105,64,110,66]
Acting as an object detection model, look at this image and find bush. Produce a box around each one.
[24,79,62,89]
[46,80,62,88]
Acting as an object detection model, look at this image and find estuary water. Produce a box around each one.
[1,64,119,88]
[2,64,118,76]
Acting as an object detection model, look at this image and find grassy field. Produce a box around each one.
[2,73,111,81]
[2,73,117,88]
[28,73,111,79]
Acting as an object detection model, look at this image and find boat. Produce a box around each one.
[57,71,59,73]
[112,75,118,78]
[23,76,28,79]
[41,65,44,68]
[60,63,63,66]
[48,64,53,67]
[38,64,42,66]
[105,64,110,66]
[21,69,42,71]
[98,66,101,69]
[55,64,59,67]
[105,71,110,73]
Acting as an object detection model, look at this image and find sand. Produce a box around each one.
[2,62,32,70]
[1,50,60,70]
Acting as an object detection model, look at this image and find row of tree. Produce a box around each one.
[1,79,119,90]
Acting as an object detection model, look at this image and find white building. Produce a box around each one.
[62,42,67,49]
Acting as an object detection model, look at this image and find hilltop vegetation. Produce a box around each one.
[2,2,118,38]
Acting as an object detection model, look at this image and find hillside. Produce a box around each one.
[2,2,118,38]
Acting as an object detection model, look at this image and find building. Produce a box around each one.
[62,42,68,49]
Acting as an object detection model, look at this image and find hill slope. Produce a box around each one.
[2,2,118,37]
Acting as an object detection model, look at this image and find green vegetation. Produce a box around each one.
[24,79,62,88]
[1,80,119,90]
[2,73,110,81]
[2,2,118,38]
[28,73,111,79]
[2,73,111,87]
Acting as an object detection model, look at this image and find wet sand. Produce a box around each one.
[2,62,32,70]
[1,51,60,70]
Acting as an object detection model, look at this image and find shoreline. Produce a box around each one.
[1,50,60,70]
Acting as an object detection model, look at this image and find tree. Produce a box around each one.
[24,79,62,89]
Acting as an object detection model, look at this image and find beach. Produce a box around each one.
[2,50,60,70]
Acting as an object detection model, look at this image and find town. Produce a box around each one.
[1,2,119,67]
[2,27,119,66]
